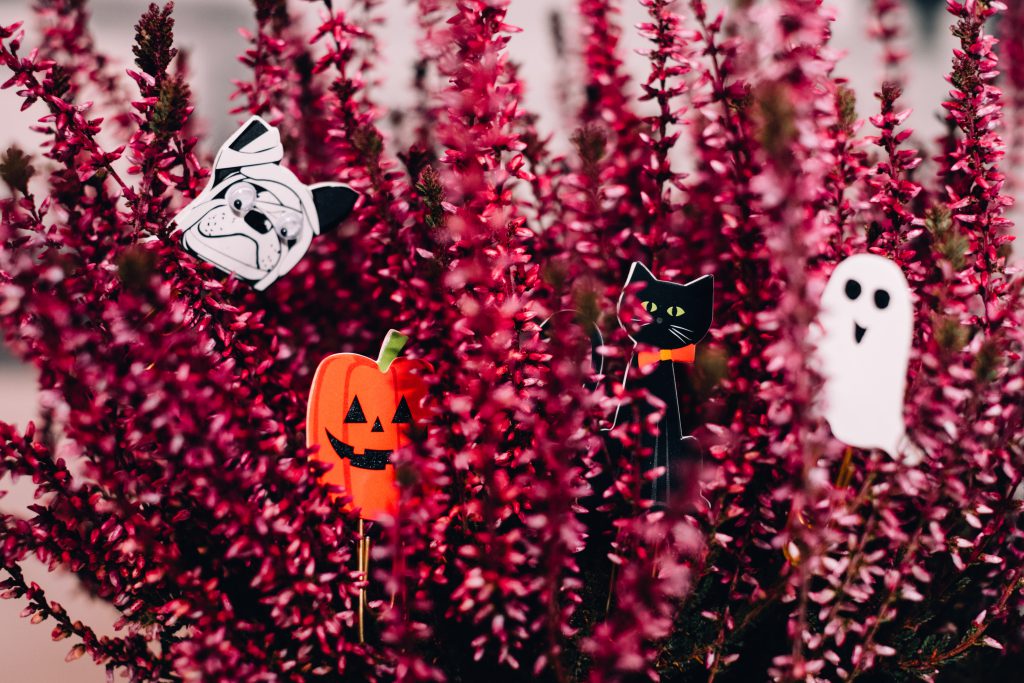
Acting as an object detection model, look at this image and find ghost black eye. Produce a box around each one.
[874,289,890,309]
[844,279,861,300]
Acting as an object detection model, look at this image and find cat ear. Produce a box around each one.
[684,274,713,291]
[311,183,360,233]
[626,262,657,284]
[687,275,715,316]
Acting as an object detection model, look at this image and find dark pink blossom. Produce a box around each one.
[0,1,1021,681]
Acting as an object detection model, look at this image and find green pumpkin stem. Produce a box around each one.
[377,329,409,372]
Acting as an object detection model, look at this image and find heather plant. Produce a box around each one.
[0,0,1021,681]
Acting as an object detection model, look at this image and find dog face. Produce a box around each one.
[173,117,358,290]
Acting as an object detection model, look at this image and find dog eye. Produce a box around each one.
[274,214,301,240]
[277,212,303,240]
[225,182,257,215]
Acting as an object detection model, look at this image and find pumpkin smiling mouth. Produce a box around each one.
[324,429,392,471]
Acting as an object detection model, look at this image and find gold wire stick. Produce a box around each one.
[363,535,371,599]
[605,524,627,615]
[605,563,618,615]
[364,535,372,637]
[836,447,855,489]
[358,519,366,644]
[651,539,662,579]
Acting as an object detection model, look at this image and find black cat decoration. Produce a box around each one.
[611,262,713,506]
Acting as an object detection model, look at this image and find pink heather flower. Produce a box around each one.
[869,0,909,82]
[0,1,1021,681]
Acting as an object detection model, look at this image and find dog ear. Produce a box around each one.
[228,118,273,151]
[213,117,283,185]
[311,184,360,233]
[213,168,239,187]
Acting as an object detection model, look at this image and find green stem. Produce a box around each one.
[376,329,409,372]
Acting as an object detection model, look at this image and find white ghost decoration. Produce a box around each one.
[816,254,915,462]
[172,116,358,290]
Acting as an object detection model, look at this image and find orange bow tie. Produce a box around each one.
[637,345,696,368]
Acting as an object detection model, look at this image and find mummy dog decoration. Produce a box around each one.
[816,254,914,461]
[172,116,358,290]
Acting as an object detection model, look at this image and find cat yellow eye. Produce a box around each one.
[667,306,685,317]
[641,301,658,313]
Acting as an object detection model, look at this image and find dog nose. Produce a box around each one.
[244,210,274,234]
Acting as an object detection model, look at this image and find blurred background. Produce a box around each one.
[0,0,990,679]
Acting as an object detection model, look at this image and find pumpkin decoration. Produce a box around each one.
[306,330,431,522]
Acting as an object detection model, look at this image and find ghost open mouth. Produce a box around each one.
[324,429,392,471]
[854,323,867,344]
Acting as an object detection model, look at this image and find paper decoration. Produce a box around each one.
[816,254,913,460]
[611,262,713,505]
[173,116,358,290]
[306,330,431,522]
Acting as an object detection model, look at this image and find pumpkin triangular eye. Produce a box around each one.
[344,396,367,423]
[392,396,412,424]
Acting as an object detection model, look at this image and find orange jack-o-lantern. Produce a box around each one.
[306,330,431,521]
